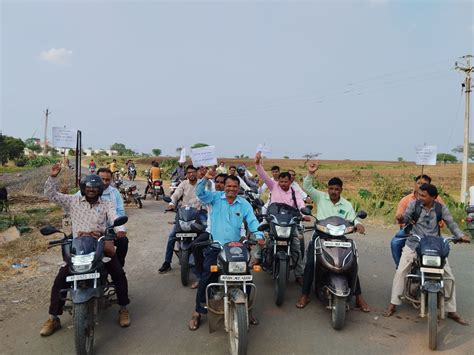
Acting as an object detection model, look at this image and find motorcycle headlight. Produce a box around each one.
[71,252,95,272]
[179,221,194,232]
[275,225,292,238]
[422,255,441,267]
[228,261,247,274]
[326,224,346,236]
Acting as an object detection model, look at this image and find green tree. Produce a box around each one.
[397,157,404,162]
[152,148,162,156]
[110,142,137,156]
[0,134,25,165]
[283,156,290,159]
[452,143,474,161]
[24,137,42,152]
[191,143,209,149]
[436,153,457,163]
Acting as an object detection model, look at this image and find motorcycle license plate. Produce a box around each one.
[276,241,288,246]
[176,233,197,238]
[420,267,444,274]
[220,275,253,282]
[66,272,100,282]
[323,241,351,248]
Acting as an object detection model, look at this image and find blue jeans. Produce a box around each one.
[390,229,407,268]
[164,211,208,264]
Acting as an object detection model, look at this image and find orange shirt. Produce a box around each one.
[150,167,162,180]
[396,192,445,226]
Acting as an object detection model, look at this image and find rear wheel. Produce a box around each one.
[229,303,248,355]
[154,189,160,201]
[180,249,190,286]
[73,300,95,355]
[134,197,142,209]
[331,296,346,330]
[274,258,287,306]
[428,292,438,350]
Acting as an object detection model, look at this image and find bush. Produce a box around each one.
[26,156,57,168]
[14,158,27,167]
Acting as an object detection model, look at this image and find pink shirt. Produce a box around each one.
[256,164,305,210]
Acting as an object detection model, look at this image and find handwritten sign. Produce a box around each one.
[415,145,437,166]
[179,148,186,163]
[52,127,76,148]
[190,145,217,167]
[256,143,271,154]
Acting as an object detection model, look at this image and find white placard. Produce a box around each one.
[190,145,217,167]
[52,127,76,148]
[256,143,271,154]
[179,148,186,163]
[415,145,437,166]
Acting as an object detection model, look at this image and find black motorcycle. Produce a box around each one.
[259,203,309,306]
[114,180,142,209]
[402,234,467,350]
[163,196,206,286]
[306,211,367,330]
[204,239,258,355]
[40,216,128,355]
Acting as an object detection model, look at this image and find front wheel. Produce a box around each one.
[274,258,288,306]
[331,296,346,330]
[180,249,190,286]
[427,292,438,350]
[229,303,248,355]
[73,300,95,355]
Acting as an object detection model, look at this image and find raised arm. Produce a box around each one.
[44,163,75,209]
[255,152,275,190]
[196,170,218,205]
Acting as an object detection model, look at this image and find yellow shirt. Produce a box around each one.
[150,167,162,180]
[109,162,118,173]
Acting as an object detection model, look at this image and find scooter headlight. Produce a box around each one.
[422,255,441,267]
[71,252,95,272]
[228,262,247,274]
[274,225,292,238]
[326,224,346,236]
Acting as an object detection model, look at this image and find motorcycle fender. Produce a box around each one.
[180,241,192,251]
[71,288,101,304]
[422,280,442,293]
[229,288,246,304]
[276,250,289,261]
[326,274,349,297]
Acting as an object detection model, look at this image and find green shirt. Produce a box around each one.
[303,175,359,223]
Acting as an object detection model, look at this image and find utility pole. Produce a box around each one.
[455,55,472,203]
[43,108,51,155]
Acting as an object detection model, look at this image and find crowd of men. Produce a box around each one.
[39,154,471,337]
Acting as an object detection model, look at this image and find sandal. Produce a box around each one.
[190,281,199,289]
[296,295,310,309]
[188,313,201,331]
[447,312,470,326]
[249,314,259,326]
[383,305,396,317]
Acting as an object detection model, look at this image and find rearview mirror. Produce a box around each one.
[40,225,60,236]
[300,207,312,216]
[356,210,368,219]
[305,204,313,211]
[162,196,172,203]
[258,223,269,232]
[113,216,128,227]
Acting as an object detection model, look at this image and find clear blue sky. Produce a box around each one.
[1,0,472,160]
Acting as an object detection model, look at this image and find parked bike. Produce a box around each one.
[259,203,310,306]
[115,180,142,209]
[401,234,468,350]
[40,216,128,355]
[305,210,367,330]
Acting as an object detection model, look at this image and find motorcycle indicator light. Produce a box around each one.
[210,265,218,273]
[252,265,262,272]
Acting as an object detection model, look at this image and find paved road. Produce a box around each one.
[2,181,474,354]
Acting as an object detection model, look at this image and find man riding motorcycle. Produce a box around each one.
[40,164,131,337]
[384,183,470,325]
[255,152,307,285]
[295,163,370,312]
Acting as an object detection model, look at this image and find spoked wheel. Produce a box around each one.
[427,292,438,350]
[73,299,95,355]
[180,249,190,286]
[331,295,346,330]
[229,303,248,355]
[274,258,287,306]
